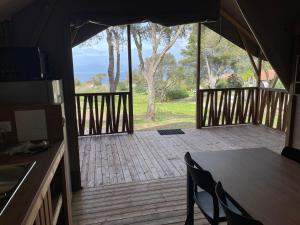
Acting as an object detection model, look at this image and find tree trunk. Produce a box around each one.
[146,70,156,120]
[204,54,214,88]
[113,30,121,90]
[106,29,115,92]
[132,24,184,120]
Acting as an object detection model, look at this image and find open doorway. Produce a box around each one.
[72,23,282,133]
[130,23,197,131]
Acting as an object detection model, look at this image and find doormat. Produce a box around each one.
[157,129,185,135]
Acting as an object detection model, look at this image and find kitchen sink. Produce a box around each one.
[0,162,36,215]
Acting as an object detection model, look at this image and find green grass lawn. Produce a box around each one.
[133,93,196,131]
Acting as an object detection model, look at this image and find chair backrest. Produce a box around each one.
[184,152,195,167]
[215,182,263,225]
[184,152,216,196]
[281,147,300,163]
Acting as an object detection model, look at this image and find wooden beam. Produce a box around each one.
[127,24,134,134]
[235,0,291,90]
[196,23,202,129]
[257,50,263,87]
[220,9,257,44]
[238,30,261,77]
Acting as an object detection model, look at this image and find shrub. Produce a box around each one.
[74,79,81,86]
[215,74,244,88]
[134,84,147,93]
[215,78,228,88]
[227,74,243,88]
[166,89,189,100]
[117,81,128,91]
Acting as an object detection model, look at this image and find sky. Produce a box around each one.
[72,33,188,83]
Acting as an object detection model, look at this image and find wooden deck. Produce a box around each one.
[78,125,285,188]
[73,125,285,225]
[73,177,210,225]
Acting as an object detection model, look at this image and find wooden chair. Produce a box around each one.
[184,152,227,225]
[281,147,300,163]
[215,182,263,225]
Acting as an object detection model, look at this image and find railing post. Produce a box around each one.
[254,87,260,125]
[127,25,134,134]
[254,51,262,125]
[196,23,202,129]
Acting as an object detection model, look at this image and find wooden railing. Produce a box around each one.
[257,88,290,131]
[75,92,133,136]
[198,87,290,132]
[198,87,257,127]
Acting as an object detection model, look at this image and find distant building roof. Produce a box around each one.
[260,70,276,81]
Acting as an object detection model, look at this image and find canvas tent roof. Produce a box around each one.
[70,0,260,60]
[1,0,299,89]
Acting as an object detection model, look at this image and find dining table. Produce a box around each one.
[186,148,300,225]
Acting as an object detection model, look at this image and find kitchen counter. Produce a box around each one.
[0,141,71,225]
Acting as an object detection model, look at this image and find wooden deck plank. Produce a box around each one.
[81,137,91,187]
[114,135,133,183]
[73,177,207,225]
[95,136,103,186]
[117,135,140,182]
[78,125,285,187]
[132,132,165,179]
[87,137,97,187]
[74,125,284,225]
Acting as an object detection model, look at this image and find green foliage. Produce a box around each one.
[117,81,128,91]
[88,73,105,86]
[180,24,253,88]
[165,89,189,100]
[215,74,244,88]
[227,74,243,88]
[241,70,255,82]
[275,80,285,89]
[134,84,147,93]
[75,79,81,86]
[215,78,228,88]
[133,70,147,93]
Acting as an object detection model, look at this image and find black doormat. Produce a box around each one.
[157,129,185,135]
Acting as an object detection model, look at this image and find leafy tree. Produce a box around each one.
[132,69,147,93]
[215,74,243,88]
[131,23,185,120]
[81,26,126,92]
[241,70,255,81]
[241,70,256,86]
[227,74,243,88]
[74,79,81,86]
[88,73,105,87]
[179,24,198,89]
[155,53,183,101]
[117,80,128,91]
[215,78,228,88]
[106,26,126,92]
[180,24,252,88]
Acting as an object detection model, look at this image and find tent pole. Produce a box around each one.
[254,50,263,124]
[196,23,202,129]
[127,24,134,133]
